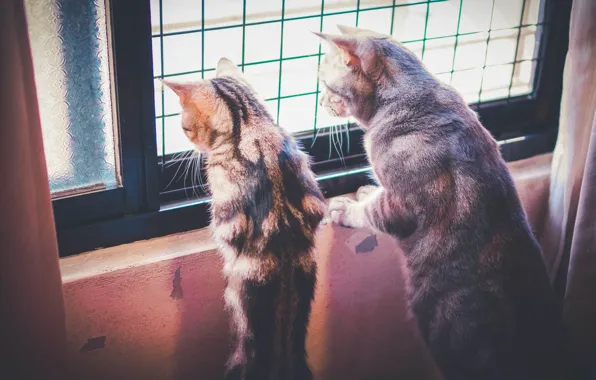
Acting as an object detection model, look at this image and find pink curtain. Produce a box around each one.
[540,0,596,375]
[0,0,67,378]
[1,0,596,377]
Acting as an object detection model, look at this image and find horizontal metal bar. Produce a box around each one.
[154,23,544,79]
[155,19,543,40]
[156,53,323,79]
[155,58,540,119]
[152,0,448,38]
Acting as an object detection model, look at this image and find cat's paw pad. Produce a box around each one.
[356,185,378,201]
[328,197,355,227]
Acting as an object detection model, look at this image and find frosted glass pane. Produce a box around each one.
[25,0,118,197]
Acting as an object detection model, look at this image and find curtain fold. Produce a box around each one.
[1,0,596,378]
[0,0,67,379]
[565,115,596,378]
[539,0,596,375]
[540,1,595,287]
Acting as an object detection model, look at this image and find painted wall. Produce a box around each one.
[60,154,551,380]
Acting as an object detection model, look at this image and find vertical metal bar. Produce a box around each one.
[449,0,463,84]
[199,0,207,190]
[532,0,548,64]
[528,0,548,94]
[389,0,397,35]
[355,0,361,26]
[507,0,528,100]
[201,0,205,79]
[420,0,431,60]
[476,0,497,107]
[241,0,247,71]
[312,0,326,136]
[276,0,286,123]
[159,0,165,164]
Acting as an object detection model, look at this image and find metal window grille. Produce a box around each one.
[151,0,546,192]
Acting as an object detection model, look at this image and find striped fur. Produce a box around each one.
[317,26,567,380]
[163,58,326,380]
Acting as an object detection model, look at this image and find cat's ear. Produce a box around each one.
[216,57,259,94]
[216,57,243,78]
[312,32,359,67]
[336,24,360,35]
[336,24,389,38]
[314,32,385,79]
[160,79,194,103]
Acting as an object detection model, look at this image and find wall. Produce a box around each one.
[60,154,552,380]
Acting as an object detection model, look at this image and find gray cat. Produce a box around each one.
[316,25,565,380]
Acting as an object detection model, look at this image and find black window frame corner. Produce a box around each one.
[54,0,160,254]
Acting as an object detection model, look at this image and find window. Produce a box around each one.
[25,0,119,197]
[25,0,570,256]
[152,0,551,205]
[153,0,542,140]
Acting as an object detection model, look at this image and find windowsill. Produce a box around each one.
[60,227,216,283]
[59,152,553,282]
[59,152,553,380]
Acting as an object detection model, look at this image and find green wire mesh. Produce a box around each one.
[154,0,543,160]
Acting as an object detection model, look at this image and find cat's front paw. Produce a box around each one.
[329,196,357,228]
[356,185,378,202]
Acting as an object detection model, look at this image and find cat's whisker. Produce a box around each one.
[168,150,186,163]
[182,152,194,198]
[191,155,198,198]
[189,153,196,198]
[170,151,183,160]
[310,122,322,148]
[331,125,339,159]
[344,121,351,155]
[331,124,345,165]
[327,125,333,160]
[197,153,208,194]
[192,154,204,196]
[339,122,344,151]
[331,125,338,160]
[310,129,319,148]
[187,152,197,195]
[164,151,193,191]
[164,150,192,168]
[193,153,207,197]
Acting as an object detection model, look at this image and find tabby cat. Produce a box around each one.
[316,25,565,380]
[162,58,326,380]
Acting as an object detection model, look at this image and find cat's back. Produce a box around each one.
[402,103,552,294]
[393,106,564,380]
[261,128,327,237]
[218,123,326,248]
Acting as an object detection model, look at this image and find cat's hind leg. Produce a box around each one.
[424,288,519,380]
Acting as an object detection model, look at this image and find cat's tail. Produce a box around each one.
[223,252,316,380]
[273,255,316,380]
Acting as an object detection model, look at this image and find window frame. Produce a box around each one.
[52,0,159,228]
[54,0,571,257]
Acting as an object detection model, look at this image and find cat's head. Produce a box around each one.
[315,25,434,126]
[161,58,265,152]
